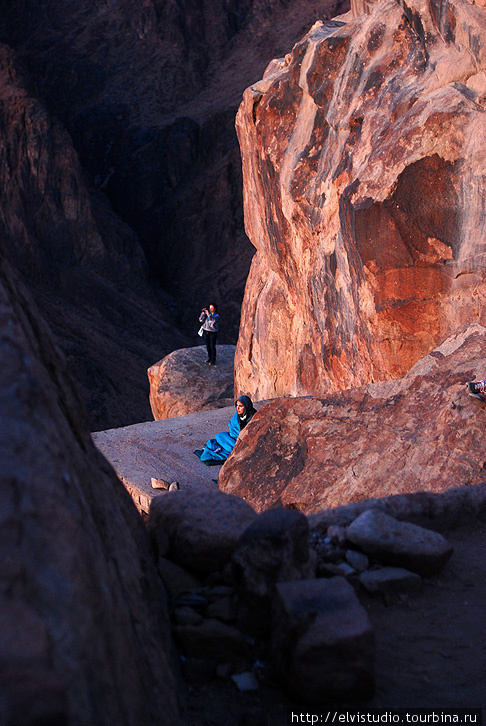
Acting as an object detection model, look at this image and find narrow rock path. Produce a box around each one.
[92,406,235,512]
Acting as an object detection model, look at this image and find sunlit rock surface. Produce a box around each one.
[235,0,486,400]
[148,345,236,420]
[220,324,486,513]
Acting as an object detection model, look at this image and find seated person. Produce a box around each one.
[194,395,257,465]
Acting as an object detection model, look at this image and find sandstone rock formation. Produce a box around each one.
[346,509,453,576]
[307,480,486,532]
[148,345,236,420]
[0,253,181,724]
[147,486,378,704]
[232,509,315,604]
[235,0,486,401]
[231,508,316,634]
[220,323,486,513]
[271,577,375,702]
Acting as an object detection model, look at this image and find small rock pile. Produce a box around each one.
[146,488,453,706]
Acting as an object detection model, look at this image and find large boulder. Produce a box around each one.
[147,488,257,574]
[232,509,315,603]
[0,253,181,725]
[270,577,375,702]
[235,0,486,402]
[346,509,453,576]
[219,323,486,513]
[231,508,315,634]
[148,345,236,420]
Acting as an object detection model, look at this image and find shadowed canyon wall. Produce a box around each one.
[235,0,486,401]
[0,0,348,428]
[0,44,189,430]
[0,251,181,725]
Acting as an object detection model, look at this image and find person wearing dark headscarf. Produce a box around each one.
[234,395,257,430]
[194,395,257,465]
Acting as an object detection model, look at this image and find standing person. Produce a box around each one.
[199,304,220,365]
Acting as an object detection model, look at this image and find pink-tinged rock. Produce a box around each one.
[235,0,486,402]
[148,345,235,420]
[271,577,375,702]
[219,324,486,514]
[347,509,453,575]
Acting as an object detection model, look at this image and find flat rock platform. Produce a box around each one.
[92,405,249,514]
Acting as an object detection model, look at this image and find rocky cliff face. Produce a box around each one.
[0,0,348,428]
[0,0,348,344]
[221,323,486,513]
[0,248,181,724]
[0,44,190,430]
[235,0,486,401]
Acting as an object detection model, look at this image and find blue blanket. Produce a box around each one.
[200,412,240,464]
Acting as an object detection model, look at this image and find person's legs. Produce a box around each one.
[208,332,217,364]
[203,331,211,362]
[196,429,237,463]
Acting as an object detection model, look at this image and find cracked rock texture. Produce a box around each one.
[235,0,486,401]
[220,323,486,513]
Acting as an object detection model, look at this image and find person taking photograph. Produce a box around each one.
[199,303,220,365]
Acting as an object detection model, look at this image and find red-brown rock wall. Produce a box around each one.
[0,0,349,345]
[235,0,486,401]
[221,323,486,514]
